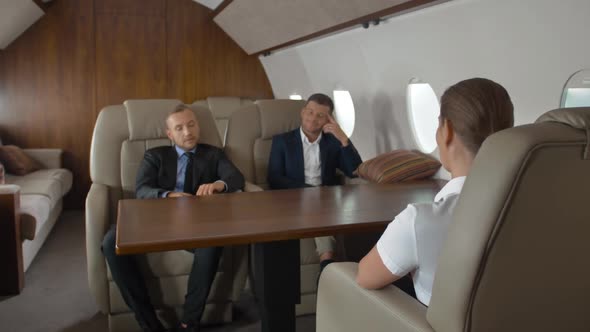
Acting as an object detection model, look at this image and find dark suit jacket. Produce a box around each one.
[267,129,362,190]
[136,144,245,199]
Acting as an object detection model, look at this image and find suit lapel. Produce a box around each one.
[193,145,206,189]
[291,129,305,183]
[319,135,329,185]
[164,147,178,190]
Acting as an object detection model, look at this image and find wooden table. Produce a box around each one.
[116,181,444,331]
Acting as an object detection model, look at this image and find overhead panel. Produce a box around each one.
[214,0,412,55]
[192,0,225,10]
[0,0,44,49]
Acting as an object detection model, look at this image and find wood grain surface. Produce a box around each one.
[116,181,444,254]
[0,0,273,208]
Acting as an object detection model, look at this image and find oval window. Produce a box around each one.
[407,79,439,153]
[333,90,355,137]
[561,69,590,108]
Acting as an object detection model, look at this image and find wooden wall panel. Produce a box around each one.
[95,14,167,109]
[95,0,165,16]
[0,0,95,208]
[166,0,273,101]
[0,0,273,208]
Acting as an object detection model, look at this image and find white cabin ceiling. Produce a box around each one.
[0,0,44,49]
[192,0,225,10]
[214,0,425,55]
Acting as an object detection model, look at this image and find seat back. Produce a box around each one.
[428,107,590,332]
[90,99,221,204]
[193,97,254,146]
[224,99,304,189]
[89,100,242,328]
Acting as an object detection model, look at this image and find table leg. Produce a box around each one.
[253,239,300,332]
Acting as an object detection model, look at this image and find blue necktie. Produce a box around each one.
[183,152,194,194]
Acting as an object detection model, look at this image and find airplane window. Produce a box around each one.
[289,94,303,100]
[560,69,590,108]
[333,90,355,137]
[407,80,439,153]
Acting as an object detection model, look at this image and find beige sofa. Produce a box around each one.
[86,99,250,332]
[0,148,72,293]
[316,107,590,332]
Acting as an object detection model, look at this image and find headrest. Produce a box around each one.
[536,107,590,159]
[257,99,305,139]
[536,107,590,129]
[125,99,182,140]
[194,97,254,118]
[124,99,222,147]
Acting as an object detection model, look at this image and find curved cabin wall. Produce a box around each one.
[261,0,590,160]
[0,0,273,208]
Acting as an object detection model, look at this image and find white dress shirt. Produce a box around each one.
[300,127,322,187]
[376,176,466,306]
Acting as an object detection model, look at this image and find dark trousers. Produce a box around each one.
[393,274,417,299]
[102,227,222,330]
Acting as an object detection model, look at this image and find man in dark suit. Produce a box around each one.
[102,105,245,332]
[267,93,362,271]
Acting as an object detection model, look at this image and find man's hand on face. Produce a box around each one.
[323,114,349,147]
[196,181,225,196]
[167,192,193,198]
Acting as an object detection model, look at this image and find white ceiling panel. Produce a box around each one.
[193,0,225,10]
[214,0,412,55]
[0,0,44,49]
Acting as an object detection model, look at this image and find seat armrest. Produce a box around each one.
[23,149,63,169]
[85,183,111,313]
[344,177,368,185]
[0,184,24,294]
[317,262,434,332]
[244,181,263,192]
[19,213,36,241]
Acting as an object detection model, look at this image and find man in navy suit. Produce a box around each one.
[102,105,244,332]
[267,93,362,271]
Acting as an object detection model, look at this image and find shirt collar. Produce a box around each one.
[174,145,197,159]
[434,176,466,202]
[300,127,322,145]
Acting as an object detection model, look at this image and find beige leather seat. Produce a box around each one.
[316,107,590,332]
[193,97,254,146]
[86,99,248,332]
[224,99,328,315]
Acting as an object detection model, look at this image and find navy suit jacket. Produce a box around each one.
[135,144,245,199]
[267,129,362,190]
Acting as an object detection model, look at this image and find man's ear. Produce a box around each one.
[166,128,173,141]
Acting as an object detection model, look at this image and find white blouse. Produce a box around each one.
[376,176,466,306]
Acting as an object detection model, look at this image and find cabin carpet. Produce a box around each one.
[0,211,315,332]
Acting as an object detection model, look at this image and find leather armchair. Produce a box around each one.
[317,107,590,332]
[86,99,248,332]
[224,99,328,315]
[192,96,254,146]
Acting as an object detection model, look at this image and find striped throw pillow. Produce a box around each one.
[356,150,441,183]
